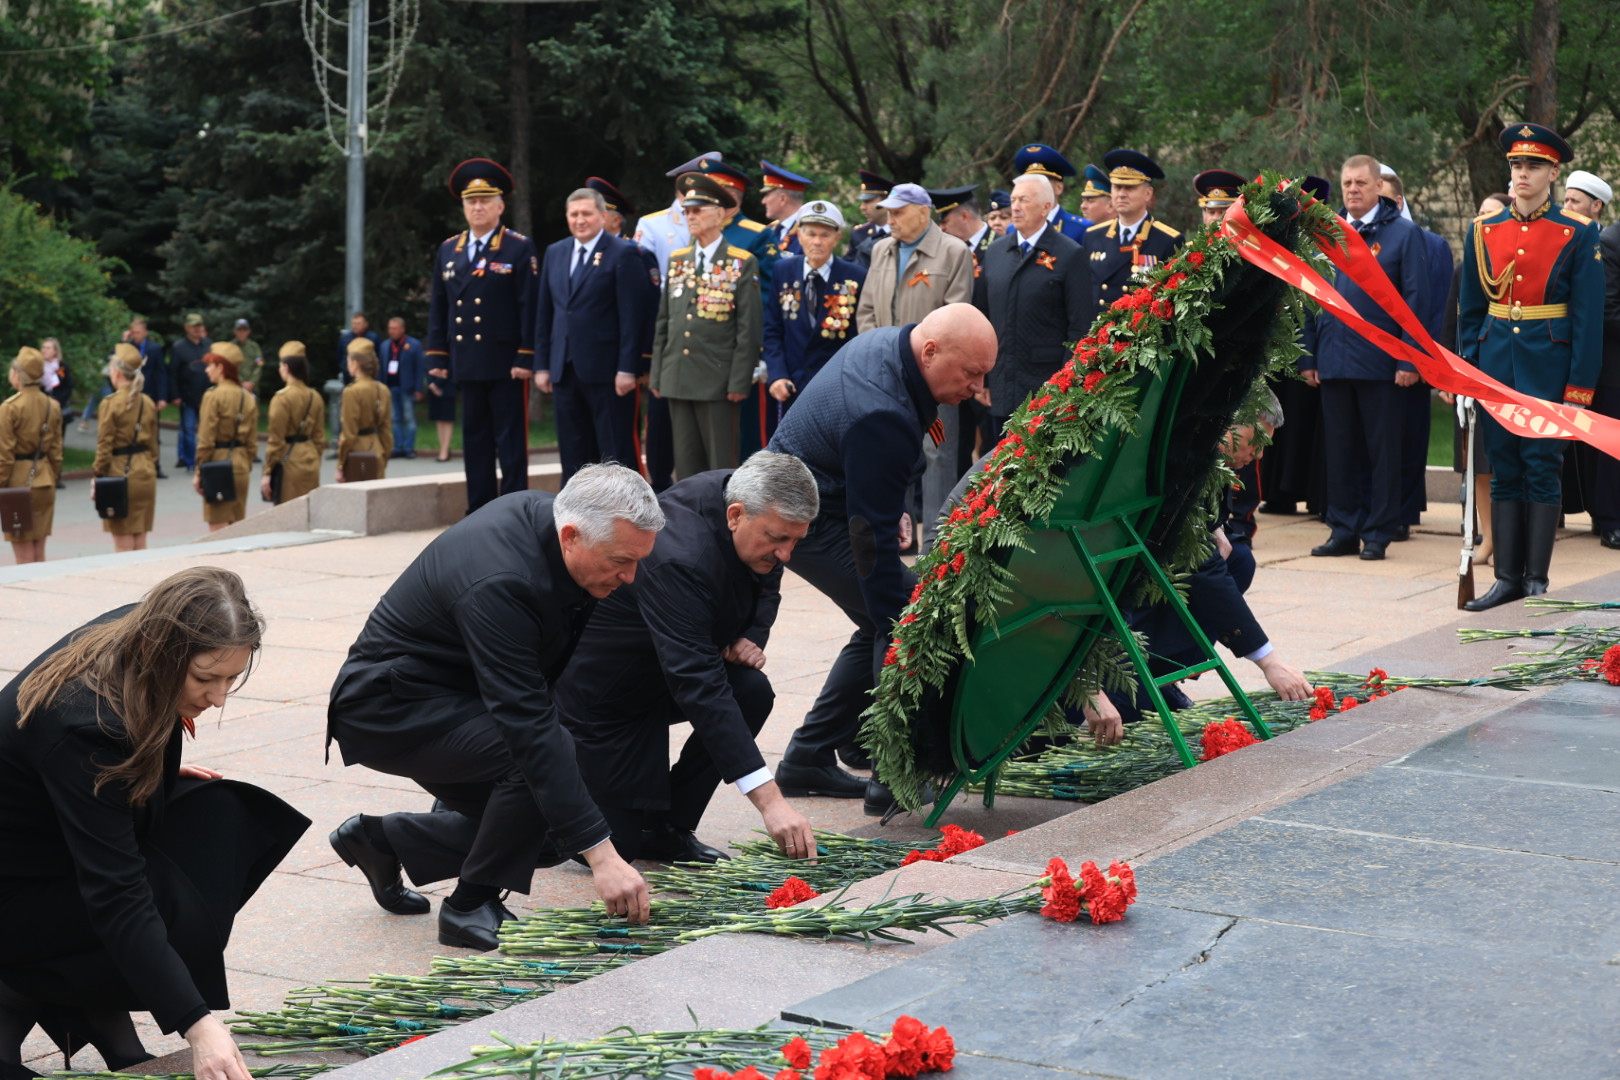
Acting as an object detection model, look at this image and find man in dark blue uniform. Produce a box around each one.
[761,160,813,257]
[1077,164,1112,227]
[1459,124,1604,610]
[425,159,538,514]
[931,185,995,261]
[846,169,895,268]
[763,200,866,419]
[1011,143,1087,240]
[1082,149,1183,320]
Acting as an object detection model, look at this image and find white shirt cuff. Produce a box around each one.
[735,767,774,796]
[1244,641,1274,663]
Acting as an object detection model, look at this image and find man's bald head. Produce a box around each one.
[911,303,997,405]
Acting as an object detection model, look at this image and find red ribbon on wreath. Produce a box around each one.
[1220,195,1620,460]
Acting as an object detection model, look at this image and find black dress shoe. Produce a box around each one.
[1359,542,1387,560]
[1311,536,1360,557]
[1603,530,1620,550]
[437,898,515,951]
[1258,501,1297,515]
[776,760,868,798]
[863,777,935,819]
[155,467,168,479]
[1393,525,1410,541]
[329,814,430,915]
[836,742,873,771]
[640,820,729,864]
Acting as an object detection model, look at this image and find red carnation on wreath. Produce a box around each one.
[1200,717,1258,760]
[766,875,820,909]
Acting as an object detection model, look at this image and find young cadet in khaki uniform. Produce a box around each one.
[649,172,763,478]
[192,341,258,530]
[339,337,393,482]
[93,343,159,550]
[0,346,63,563]
[262,342,325,503]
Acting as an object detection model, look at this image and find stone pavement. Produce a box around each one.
[5,494,1619,1074]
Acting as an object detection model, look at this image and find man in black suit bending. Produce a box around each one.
[325,464,663,949]
[558,452,819,865]
[535,186,651,481]
[976,172,1091,433]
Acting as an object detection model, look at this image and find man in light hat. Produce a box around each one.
[1563,170,1610,222]
[763,200,866,419]
[425,158,540,515]
[1082,149,1182,319]
[856,182,975,547]
[1458,124,1603,609]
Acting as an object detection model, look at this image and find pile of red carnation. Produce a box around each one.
[1036,857,1137,924]
[1577,644,1620,685]
[694,1018,956,1080]
[899,825,985,866]
[1199,718,1258,760]
[1309,670,1404,720]
[766,875,820,910]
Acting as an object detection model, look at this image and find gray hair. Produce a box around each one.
[1012,173,1056,208]
[554,462,664,544]
[724,451,820,523]
[566,188,607,213]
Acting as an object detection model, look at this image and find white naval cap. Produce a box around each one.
[796,200,846,231]
[1565,170,1612,206]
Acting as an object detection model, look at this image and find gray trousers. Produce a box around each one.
[667,397,739,479]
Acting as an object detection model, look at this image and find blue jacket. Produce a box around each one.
[425,224,539,383]
[379,334,426,395]
[1308,197,1430,380]
[534,231,649,382]
[337,330,380,386]
[129,336,167,402]
[1421,228,1454,342]
[762,254,867,391]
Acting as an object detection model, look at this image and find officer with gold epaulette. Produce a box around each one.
[1459,123,1604,611]
[649,173,763,478]
[1194,169,1245,226]
[1011,143,1088,241]
[692,158,779,291]
[1082,148,1183,319]
[761,160,813,256]
[1078,164,1113,226]
[425,158,538,514]
[847,169,895,268]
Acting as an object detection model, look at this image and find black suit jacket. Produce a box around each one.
[534,231,649,383]
[327,492,608,852]
[1600,223,1620,388]
[557,471,778,802]
[977,226,1090,419]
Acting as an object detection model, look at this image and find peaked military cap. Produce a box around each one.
[926,185,978,216]
[1193,168,1245,208]
[1014,143,1076,180]
[448,158,513,200]
[1301,175,1332,202]
[987,189,1011,212]
[677,172,738,210]
[665,152,722,178]
[586,176,635,219]
[760,160,812,192]
[857,169,895,201]
[1079,164,1110,199]
[1500,122,1572,165]
[1104,148,1164,186]
[696,158,751,193]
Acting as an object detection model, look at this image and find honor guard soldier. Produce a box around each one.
[649,172,764,478]
[763,200,867,418]
[1195,169,1245,226]
[760,160,813,256]
[1011,143,1087,241]
[425,159,539,514]
[1078,164,1114,225]
[1083,148,1182,319]
[985,189,1012,234]
[1459,123,1604,610]
[847,169,896,268]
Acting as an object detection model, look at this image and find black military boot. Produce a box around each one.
[1464,500,1526,612]
[1522,502,1561,597]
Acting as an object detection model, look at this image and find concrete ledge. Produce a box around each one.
[209,464,564,542]
[0,531,347,586]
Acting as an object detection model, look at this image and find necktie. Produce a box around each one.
[572,244,586,277]
[1121,227,1134,245]
[470,238,483,265]
[1020,241,1031,257]
[696,250,707,276]
[808,271,822,317]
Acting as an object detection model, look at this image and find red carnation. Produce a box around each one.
[901,848,946,866]
[1165,272,1188,290]
[1200,717,1258,760]
[1308,705,1328,721]
[951,552,966,574]
[694,1069,731,1080]
[883,645,899,667]
[909,582,926,604]
[937,824,986,857]
[767,875,820,909]
[899,613,916,626]
[781,1036,813,1071]
[1108,859,1137,902]
[1130,311,1145,329]
[732,1070,769,1080]
[1049,366,1076,391]
[1085,877,1131,924]
[1096,323,1111,343]
[1112,340,1129,354]
[775,1071,804,1080]
[920,1027,955,1072]
[819,1031,886,1080]
[1600,644,1620,685]
[1187,251,1206,267]
[978,506,999,524]
[1083,371,1106,391]
[1039,857,1083,922]
[934,564,948,580]
[1110,295,1132,311]
[1364,667,1388,687]
[882,1016,929,1078]
[1338,695,1359,711]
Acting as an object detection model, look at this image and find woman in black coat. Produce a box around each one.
[0,568,308,1080]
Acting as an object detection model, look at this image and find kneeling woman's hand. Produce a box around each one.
[186,1013,251,1080]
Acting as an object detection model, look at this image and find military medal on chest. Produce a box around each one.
[819,279,859,339]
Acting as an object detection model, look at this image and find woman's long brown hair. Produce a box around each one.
[16,566,264,805]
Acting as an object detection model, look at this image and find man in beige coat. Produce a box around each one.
[855,183,975,544]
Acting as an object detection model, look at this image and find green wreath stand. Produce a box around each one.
[863,178,1334,824]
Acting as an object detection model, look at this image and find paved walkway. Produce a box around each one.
[6,490,1619,1073]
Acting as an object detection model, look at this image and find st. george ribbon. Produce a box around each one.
[1219,190,1620,459]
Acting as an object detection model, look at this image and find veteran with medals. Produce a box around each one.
[763,200,867,418]
[650,173,764,479]
[424,159,538,515]
[1083,149,1183,319]
[1459,123,1604,610]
